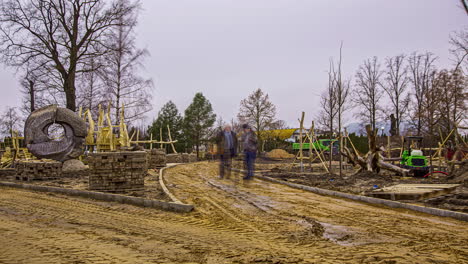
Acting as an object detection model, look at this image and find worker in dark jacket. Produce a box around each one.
[216,125,238,179]
[240,124,257,180]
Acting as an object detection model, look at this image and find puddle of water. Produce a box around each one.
[320,222,357,246]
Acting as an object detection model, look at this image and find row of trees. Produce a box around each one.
[148,88,284,157]
[0,0,152,123]
[318,29,467,141]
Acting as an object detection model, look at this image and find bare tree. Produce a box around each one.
[408,52,437,135]
[0,0,132,111]
[100,0,152,122]
[318,60,337,137]
[381,54,410,136]
[449,29,468,73]
[434,69,467,136]
[330,44,351,176]
[77,57,105,116]
[0,107,21,137]
[422,70,441,136]
[19,58,67,118]
[354,56,383,131]
[238,88,277,152]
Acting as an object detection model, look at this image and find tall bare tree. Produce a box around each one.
[407,52,437,135]
[354,56,383,131]
[238,88,277,152]
[0,107,21,138]
[449,29,468,73]
[381,54,410,136]
[0,0,132,111]
[318,60,337,137]
[19,59,66,117]
[100,0,152,122]
[330,44,351,176]
[422,70,441,136]
[76,57,105,116]
[434,69,467,137]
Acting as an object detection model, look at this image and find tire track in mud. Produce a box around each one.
[164,162,468,263]
[0,188,312,263]
[1,161,467,263]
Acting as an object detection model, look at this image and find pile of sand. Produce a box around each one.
[266,149,295,159]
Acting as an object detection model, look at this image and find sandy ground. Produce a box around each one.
[0,161,467,263]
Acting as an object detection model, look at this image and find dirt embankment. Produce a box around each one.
[1,162,467,263]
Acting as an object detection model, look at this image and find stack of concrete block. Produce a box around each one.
[182,153,197,163]
[166,153,197,163]
[88,151,147,193]
[146,149,166,169]
[166,153,183,163]
[15,160,62,181]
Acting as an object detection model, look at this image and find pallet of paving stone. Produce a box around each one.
[147,149,167,169]
[367,184,461,201]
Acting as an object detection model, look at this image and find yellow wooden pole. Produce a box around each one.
[167,125,177,154]
[150,134,153,150]
[159,127,163,149]
[299,112,305,172]
[311,122,329,173]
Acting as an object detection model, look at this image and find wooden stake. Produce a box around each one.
[387,135,391,158]
[167,125,177,154]
[311,121,329,173]
[150,134,153,150]
[299,112,305,172]
[160,127,163,149]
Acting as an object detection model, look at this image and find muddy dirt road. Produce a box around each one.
[0,162,467,263]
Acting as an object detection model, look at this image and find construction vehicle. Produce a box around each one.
[399,136,429,177]
[292,139,338,154]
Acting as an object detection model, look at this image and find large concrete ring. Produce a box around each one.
[24,105,86,162]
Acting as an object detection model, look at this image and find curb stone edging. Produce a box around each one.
[255,174,468,222]
[158,164,191,206]
[231,167,467,222]
[0,181,193,213]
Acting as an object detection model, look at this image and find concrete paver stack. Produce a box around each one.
[14,160,62,181]
[88,151,147,193]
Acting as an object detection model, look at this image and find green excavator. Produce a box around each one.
[399,136,429,177]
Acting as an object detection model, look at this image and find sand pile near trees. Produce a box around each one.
[266,149,295,159]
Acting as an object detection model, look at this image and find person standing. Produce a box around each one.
[216,125,238,179]
[241,124,257,180]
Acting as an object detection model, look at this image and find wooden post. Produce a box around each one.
[339,130,343,177]
[299,112,305,172]
[432,128,455,159]
[387,135,391,158]
[309,121,313,170]
[167,125,177,154]
[400,136,404,158]
[159,127,163,149]
[311,121,329,173]
[150,134,153,150]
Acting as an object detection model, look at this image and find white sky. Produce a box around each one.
[0,0,466,127]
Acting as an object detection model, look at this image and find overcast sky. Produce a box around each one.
[0,0,466,127]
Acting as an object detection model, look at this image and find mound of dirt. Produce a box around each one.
[265,149,295,159]
[62,159,87,172]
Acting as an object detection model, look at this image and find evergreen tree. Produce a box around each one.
[183,93,216,159]
[148,101,183,152]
